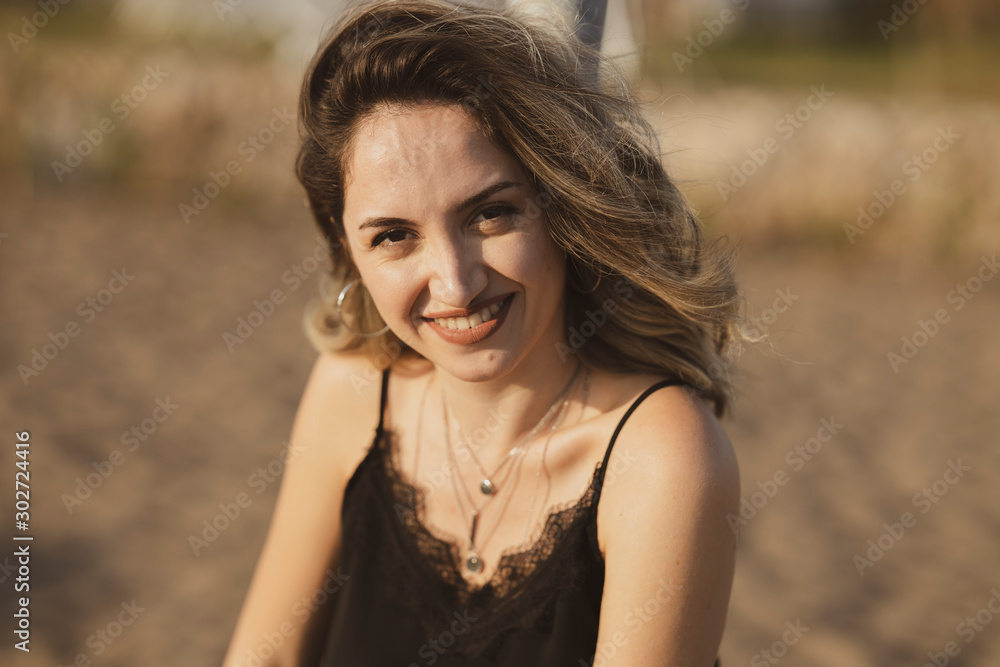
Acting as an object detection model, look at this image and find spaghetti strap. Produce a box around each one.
[376,366,391,434]
[593,377,684,508]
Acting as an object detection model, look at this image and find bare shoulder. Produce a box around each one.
[590,372,740,663]
[293,349,388,484]
[594,371,740,558]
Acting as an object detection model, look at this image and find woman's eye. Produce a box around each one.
[476,204,522,223]
[370,229,409,248]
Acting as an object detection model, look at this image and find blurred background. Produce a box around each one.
[1,0,998,665]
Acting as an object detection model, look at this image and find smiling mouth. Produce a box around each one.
[423,294,512,330]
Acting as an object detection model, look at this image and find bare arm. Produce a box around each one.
[594,384,740,666]
[222,352,379,667]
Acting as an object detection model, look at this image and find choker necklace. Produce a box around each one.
[441,362,583,573]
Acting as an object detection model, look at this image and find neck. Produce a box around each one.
[435,356,583,470]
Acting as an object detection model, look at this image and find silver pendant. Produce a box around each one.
[480,479,494,495]
[466,554,483,572]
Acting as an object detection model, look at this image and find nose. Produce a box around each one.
[424,231,488,311]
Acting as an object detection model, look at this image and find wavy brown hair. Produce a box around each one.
[295,0,748,417]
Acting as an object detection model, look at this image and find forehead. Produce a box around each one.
[343,103,523,224]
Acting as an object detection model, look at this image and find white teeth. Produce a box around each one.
[433,296,507,329]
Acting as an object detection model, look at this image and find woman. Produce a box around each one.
[224,0,744,665]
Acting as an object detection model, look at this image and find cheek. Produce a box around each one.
[489,228,565,299]
[522,228,566,284]
[353,262,414,321]
[376,271,418,313]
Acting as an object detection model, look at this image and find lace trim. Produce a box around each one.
[368,426,604,660]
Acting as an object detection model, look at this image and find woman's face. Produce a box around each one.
[340,102,568,381]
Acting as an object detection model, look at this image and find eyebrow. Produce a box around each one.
[357,180,522,232]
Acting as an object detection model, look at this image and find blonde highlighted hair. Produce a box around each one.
[295,0,749,417]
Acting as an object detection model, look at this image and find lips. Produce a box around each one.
[421,292,511,321]
[424,293,513,345]
[427,297,505,330]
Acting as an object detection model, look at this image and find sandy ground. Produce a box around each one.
[1,189,998,666]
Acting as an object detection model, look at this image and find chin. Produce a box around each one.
[436,349,517,383]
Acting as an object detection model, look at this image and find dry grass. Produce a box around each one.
[10,32,996,268]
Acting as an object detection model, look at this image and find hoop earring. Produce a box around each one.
[337,279,390,338]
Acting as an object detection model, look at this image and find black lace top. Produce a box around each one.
[318,367,722,666]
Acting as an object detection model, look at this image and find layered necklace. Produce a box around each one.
[440,362,587,574]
